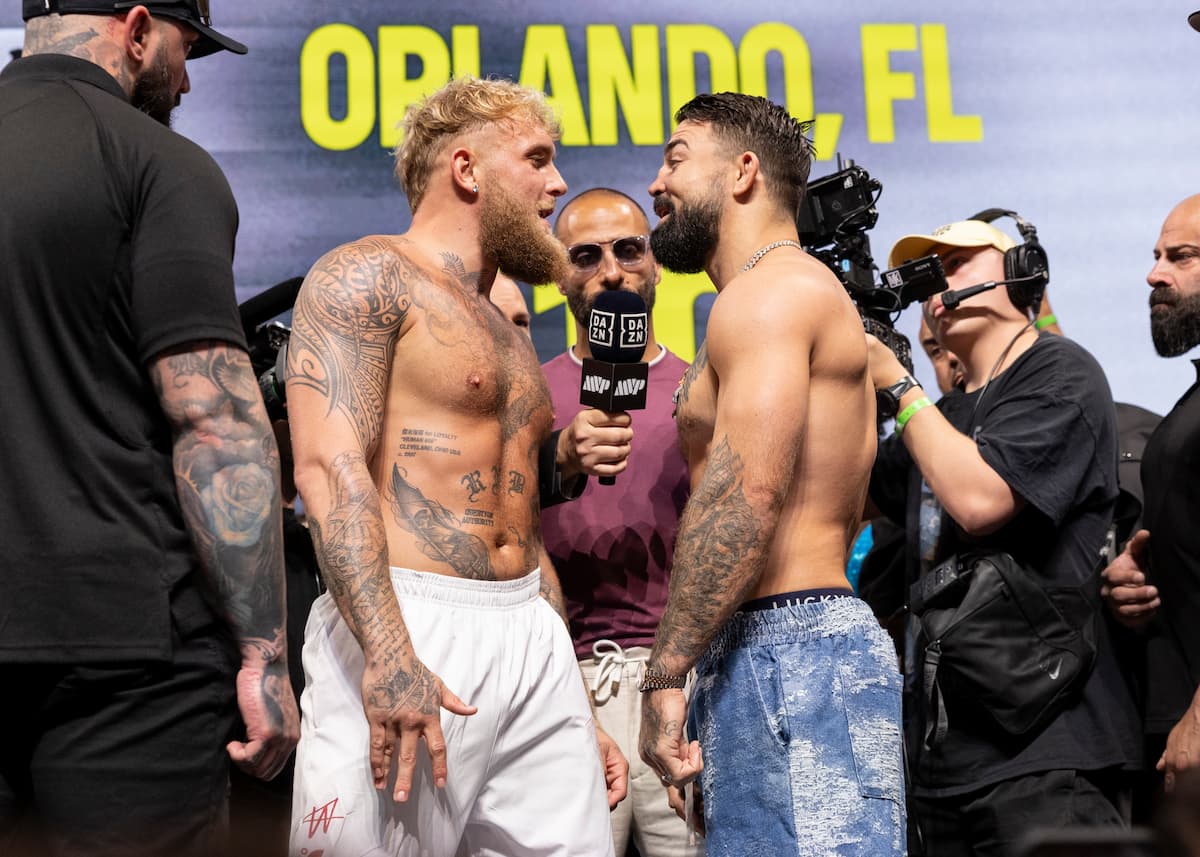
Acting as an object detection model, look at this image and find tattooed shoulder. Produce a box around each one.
[287,238,420,451]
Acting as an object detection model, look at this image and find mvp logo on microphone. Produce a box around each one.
[582,374,611,394]
[579,358,650,411]
[615,378,646,397]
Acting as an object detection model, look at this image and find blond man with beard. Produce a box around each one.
[286,77,620,857]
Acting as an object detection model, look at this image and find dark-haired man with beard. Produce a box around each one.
[1102,193,1200,799]
[286,77,619,856]
[636,92,904,856]
[1,3,299,856]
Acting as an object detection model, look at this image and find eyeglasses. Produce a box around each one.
[566,235,649,273]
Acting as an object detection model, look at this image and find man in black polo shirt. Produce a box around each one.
[0,3,298,855]
[1102,193,1200,797]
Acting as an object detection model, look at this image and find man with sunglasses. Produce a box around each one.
[540,188,698,857]
[1,3,298,856]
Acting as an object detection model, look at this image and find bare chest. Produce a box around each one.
[397,284,552,437]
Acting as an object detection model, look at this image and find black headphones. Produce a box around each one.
[967,208,1050,316]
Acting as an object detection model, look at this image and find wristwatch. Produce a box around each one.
[876,374,921,420]
[637,662,688,692]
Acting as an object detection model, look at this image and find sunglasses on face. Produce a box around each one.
[566,235,649,273]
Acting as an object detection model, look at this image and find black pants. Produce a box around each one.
[910,768,1129,857]
[0,630,238,857]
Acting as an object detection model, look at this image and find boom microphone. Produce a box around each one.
[939,273,1044,311]
[580,290,649,486]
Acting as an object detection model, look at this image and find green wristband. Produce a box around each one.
[1034,313,1058,331]
[895,396,933,436]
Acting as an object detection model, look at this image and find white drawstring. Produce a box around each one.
[590,639,648,703]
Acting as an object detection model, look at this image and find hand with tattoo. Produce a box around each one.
[362,654,478,801]
[638,688,702,791]
[228,651,301,780]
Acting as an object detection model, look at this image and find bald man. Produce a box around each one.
[1101,194,1200,797]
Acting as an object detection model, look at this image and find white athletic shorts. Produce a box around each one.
[290,566,614,857]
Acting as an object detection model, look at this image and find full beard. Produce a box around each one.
[479,189,567,286]
[1150,287,1200,357]
[649,190,722,275]
[565,279,657,329]
[131,44,176,127]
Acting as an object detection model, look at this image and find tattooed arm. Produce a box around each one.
[286,240,475,802]
[149,341,299,781]
[640,278,820,787]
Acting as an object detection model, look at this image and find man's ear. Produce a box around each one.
[731,151,759,199]
[120,6,155,66]
[451,146,479,198]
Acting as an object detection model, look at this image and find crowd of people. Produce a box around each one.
[3,3,1200,857]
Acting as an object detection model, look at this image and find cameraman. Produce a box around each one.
[867,216,1141,855]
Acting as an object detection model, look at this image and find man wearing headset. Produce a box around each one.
[866,213,1141,854]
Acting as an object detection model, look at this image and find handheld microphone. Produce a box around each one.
[580,291,649,486]
[939,273,1044,311]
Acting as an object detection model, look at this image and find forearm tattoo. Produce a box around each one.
[307,452,431,706]
[307,452,394,635]
[153,344,292,731]
[655,437,766,667]
[388,465,496,580]
[287,240,412,454]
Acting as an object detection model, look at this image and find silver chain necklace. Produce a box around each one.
[740,239,804,272]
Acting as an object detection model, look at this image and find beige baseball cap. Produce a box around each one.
[888,220,1016,269]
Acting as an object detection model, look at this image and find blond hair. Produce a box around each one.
[396,77,560,213]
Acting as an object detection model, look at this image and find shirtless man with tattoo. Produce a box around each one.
[636,93,906,856]
[286,77,619,856]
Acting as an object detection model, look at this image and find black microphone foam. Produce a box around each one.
[588,290,648,364]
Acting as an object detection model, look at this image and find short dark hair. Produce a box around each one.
[675,92,814,219]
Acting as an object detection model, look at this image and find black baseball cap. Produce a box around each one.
[22,1,247,58]
[1190,10,1200,32]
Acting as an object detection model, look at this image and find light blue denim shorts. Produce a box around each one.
[690,595,906,856]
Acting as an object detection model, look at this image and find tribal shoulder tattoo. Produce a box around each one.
[287,239,415,453]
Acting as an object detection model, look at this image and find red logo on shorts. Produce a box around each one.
[303,797,345,838]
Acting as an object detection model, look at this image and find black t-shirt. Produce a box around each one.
[0,55,246,663]
[871,333,1142,795]
[1140,363,1200,734]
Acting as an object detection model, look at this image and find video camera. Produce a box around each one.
[796,159,947,372]
[240,277,304,423]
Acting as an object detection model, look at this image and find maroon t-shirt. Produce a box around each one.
[541,347,691,658]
